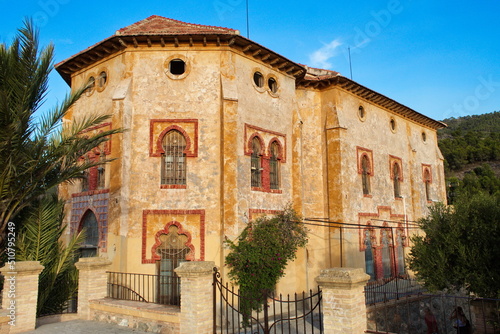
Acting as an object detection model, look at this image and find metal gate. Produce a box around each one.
[213,268,323,334]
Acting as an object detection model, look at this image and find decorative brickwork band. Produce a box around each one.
[0,261,44,334]
[174,261,215,334]
[316,267,370,334]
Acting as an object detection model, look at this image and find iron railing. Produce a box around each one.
[107,271,181,306]
[38,292,78,317]
[366,292,500,334]
[365,276,425,305]
[213,268,323,334]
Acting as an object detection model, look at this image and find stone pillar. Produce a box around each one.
[316,267,370,334]
[174,261,215,334]
[75,257,111,320]
[0,261,44,334]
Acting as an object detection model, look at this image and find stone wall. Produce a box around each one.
[367,293,475,334]
[90,299,180,334]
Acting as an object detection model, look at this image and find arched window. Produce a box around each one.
[393,162,401,198]
[269,141,280,190]
[381,230,392,279]
[79,210,99,258]
[364,230,375,280]
[161,130,187,185]
[396,229,405,276]
[251,137,262,188]
[361,155,371,195]
[156,225,191,305]
[424,169,432,201]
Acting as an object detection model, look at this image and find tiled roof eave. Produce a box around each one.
[298,75,446,130]
[56,33,307,86]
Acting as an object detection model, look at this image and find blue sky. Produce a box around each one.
[1,0,499,122]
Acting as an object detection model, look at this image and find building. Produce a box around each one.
[57,15,446,296]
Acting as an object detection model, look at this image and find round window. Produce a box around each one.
[168,59,186,75]
[268,77,278,93]
[390,118,397,132]
[164,55,190,80]
[422,131,427,142]
[98,71,107,88]
[253,72,264,87]
[358,106,366,121]
[85,76,95,96]
[169,59,186,75]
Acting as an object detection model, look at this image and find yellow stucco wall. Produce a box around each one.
[60,40,446,294]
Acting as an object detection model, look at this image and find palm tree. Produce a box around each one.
[0,19,121,246]
[16,194,84,316]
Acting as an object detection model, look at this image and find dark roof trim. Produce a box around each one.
[55,34,306,86]
[298,75,446,130]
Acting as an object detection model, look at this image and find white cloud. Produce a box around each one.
[308,39,342,69]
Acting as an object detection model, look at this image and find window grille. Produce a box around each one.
[156,226,191,305]
[269,142,280,190]
[361,155,371,195]
[161,130,187,185]
[393,163,401,198]
[251,137,262,188]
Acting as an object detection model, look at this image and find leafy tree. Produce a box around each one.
[16,194,83,316]
[0,19,121,246]
[225,207,308,323]
[408,192,500,298]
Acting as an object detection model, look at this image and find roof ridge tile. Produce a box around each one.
[115,15,238,36]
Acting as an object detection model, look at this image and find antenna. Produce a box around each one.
[348,47,353,80]
[246,0,250,38]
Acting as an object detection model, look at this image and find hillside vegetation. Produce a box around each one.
[438,111,500,201]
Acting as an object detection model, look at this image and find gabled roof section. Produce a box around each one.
[55,15,305,85]
[116,15,238,36]
[298,70,446,130]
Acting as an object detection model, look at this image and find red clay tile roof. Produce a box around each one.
[115,15,239,36]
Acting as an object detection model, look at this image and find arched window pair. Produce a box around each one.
[251,137,281,190]
[364,228,406,280]
[161,130,187,186]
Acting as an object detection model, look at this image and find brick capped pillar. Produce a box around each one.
[0,261,44,334]
[75,257,111,320]
[316,267,370,334]
[174,261,215,334]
